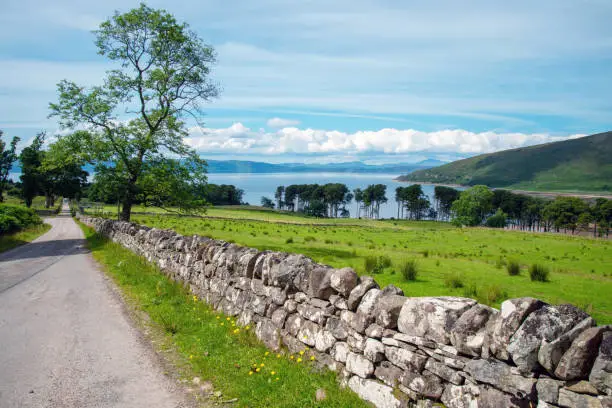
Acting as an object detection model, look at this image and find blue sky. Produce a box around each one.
[1,0,611,163]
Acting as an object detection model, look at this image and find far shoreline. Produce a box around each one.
[394,178,612,200]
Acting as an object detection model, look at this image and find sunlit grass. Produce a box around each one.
[0,224,51,253]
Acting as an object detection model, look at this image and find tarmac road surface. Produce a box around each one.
[0,206,188,407]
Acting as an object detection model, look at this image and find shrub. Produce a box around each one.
[529,264,549,282]
[480,285,508,304]
[506,260,521,276]
[485,209,507,228]
[400,260,418,281]
[304,236,316,242]
[379,255,392,269]
[421,249,429,258]
[0,204,42,234]
[444,273,464,288]
[285,237,294,244]
[364,256,378,274]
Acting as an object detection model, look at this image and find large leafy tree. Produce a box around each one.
[451,185,494,226]
[19,133,46,207]
[0,130,20,202]
[49,4,218,221]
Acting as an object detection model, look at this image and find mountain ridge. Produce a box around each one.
[396,131,612,193]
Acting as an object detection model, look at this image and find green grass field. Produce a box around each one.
[79,222,367,408]
[84,205,612,324]
[0,224,51,253]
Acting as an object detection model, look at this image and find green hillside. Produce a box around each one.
[398,131,612,192]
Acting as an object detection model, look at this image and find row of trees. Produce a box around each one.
[451,185,612,237]
[273,184,354,217]
[0,130,88,207]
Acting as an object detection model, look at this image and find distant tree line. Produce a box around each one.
[0,130,88,207]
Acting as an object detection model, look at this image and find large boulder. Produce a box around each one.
[538,317,595,374]
[507,304,589,373]
[590,331,612,395]
[555,326,610,380]
[450,303,497,357]
[397,297,476,345]
[487,297,546,361]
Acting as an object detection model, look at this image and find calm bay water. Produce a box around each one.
[207,172,441,219]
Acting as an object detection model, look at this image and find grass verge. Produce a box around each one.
[78,222,366,408]
[0,223,51,253]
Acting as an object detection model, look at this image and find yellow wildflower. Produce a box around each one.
[260,363,265,367]
[264,351,270,356]
[275,377,280,381]
[271,371,276,375]
[249,371,253,376]
[256,368,261,372]
[299,350,305,356]
[297,358,303,363]
[189,355,193,360]
[290,355,294,360]
[226,317,230,321]
[216,316,220,320]
[310,356,316,361]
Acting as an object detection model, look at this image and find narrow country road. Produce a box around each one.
[0,206,188,408]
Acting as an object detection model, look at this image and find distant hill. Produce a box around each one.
[205,159,445,174]
[396,131,612,192]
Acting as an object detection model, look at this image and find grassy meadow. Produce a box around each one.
[0,224,51,253]
[88,205,612,324]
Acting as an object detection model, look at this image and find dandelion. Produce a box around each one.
[226,317,230,321]
[290,355,294,360]
[216,316,220,320]
[310,356,315,361]
[256,368,261,372]
[245,325,251,330]
[299,350,305,356]
[275,377,279,381]
[249,371,253,376]
[220,322,225,326]
[276,354,281,358]
[297,358,303,363]
[260,363,265,367]
[271,371,276,375]
[189,355,194,360]
[192,295,198,302]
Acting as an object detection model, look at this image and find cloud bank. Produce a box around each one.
[185,123,584,159]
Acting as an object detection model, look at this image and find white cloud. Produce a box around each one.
[186,123,585,158]
[267,118,301,128]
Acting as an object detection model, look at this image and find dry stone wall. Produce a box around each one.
[81,216,612,408]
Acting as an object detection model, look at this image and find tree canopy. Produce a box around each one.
[49,4,218,220]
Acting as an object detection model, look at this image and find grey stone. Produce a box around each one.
[375,295,407,329]
[356,288,383,316]
[364,338,385,363]
[381,284,404,296]
[384,346,428,372]
[297,320,320,347]
[366,323,384,338]
[374,361,404,387]
[393,333,437,349]
[348,376,401,408]
[464,359,536,398]
[590,331,612,395]
[294,292,308,303]
[539,317,595,374]
[271,308,288,328]
[306,266,335,300]
[330,267,359,297]
[488,297,546,361]
[478,387,531,408]
[255,320,281,351]
[314,330,336,352]
[346,352,375,378]
[381,337,416,351]
[556,326,610,380]
[537,378,564,404]
[331,342,349,363]
[297,303,328,325]
[508,304,589,373]
[441,384,480,408]
[425,358,464,385]
[565,381,600,396]
[397,296,477,345]
[558,388,603,408]
[285,313,303,336]
[402,370,445,400]
[326,316,349,340]
[284,299,297,313]
[281,331,305,354]
[450,303,497,357]
[347,332,367,351]
[347,277,379,311]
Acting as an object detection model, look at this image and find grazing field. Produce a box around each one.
[93,206,612,325]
